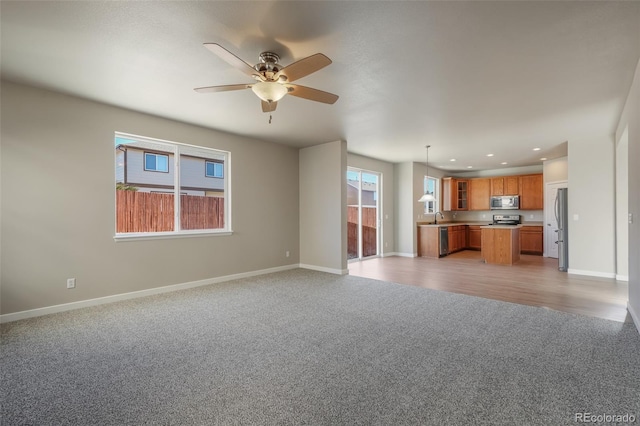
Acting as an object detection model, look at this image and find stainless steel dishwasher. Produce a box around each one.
[439,227,448,257]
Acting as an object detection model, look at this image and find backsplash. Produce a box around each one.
[451,210,544,223]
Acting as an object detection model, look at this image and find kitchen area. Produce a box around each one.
[417,173,566,267]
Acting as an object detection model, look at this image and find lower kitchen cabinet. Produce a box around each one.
[520,226,543,255]
[467,226,482,250]
[448,225,467,254]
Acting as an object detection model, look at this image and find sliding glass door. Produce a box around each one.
[347,168,380,260]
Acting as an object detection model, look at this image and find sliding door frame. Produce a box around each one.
[347,167,381,262]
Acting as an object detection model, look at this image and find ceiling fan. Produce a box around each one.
[194,43,339,119]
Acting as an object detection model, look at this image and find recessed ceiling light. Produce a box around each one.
[533,148,541,151]
[540,157,547,161]
[467,166,473,169]
[486,153,494,157]
[501,162,508,165]
[450,159,456,162]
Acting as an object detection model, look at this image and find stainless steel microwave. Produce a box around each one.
[490,195,520,210]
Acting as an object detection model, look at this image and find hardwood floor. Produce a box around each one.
[348,251,630,322]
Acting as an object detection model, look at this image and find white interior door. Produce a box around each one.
[544,182,567,258]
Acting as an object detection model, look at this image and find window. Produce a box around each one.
[205,161,224,178]
[115,132,231,240]
[423,176,439,214]
[144,152,169,172]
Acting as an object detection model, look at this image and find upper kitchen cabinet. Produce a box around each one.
[469,178,490,210]
[491,176,519,196]
[519,174,543,210]
[442,178,468,211]
[444,173,543,211]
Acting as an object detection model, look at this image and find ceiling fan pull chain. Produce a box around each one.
[269,113,273,124]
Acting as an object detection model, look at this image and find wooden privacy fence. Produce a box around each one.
[347,206,377,258]
[116,190,224,233]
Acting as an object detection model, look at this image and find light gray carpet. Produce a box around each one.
[2,269,639,425]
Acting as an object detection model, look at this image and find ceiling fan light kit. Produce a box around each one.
[251,81,288,103]
[195,43,338,123]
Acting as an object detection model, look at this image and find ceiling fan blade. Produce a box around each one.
[284,84,339,104]
[194,84,251,93]
[276,53,332,82]
[203,43,258,78]
[261,101,277,113]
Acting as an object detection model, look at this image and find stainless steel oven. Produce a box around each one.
[490,195,520,210]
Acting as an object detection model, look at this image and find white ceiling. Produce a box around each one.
[1,1,639,171]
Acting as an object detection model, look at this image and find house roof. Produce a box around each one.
[347,179,377,193]
[116,137,226,162]
[2,1,638,169]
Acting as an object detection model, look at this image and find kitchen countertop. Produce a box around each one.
[417,221,543,227]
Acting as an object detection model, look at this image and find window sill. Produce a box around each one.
[114,229,233,242]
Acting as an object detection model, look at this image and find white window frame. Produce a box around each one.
[114,132,232,241]
[423,176,439,214]
[144,152,169,173]
[205,160,224,178]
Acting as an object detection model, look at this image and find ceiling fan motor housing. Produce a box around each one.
[255,52,284,77]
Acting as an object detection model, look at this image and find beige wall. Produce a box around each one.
[0,81,300,315]
[567,136,616,277]
[543,157,568,183]
[394,162,415,256]
[299,141,347,273]
[347,153,394,256]
[615,58,640,330]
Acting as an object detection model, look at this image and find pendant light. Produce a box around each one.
[418,145,435,202]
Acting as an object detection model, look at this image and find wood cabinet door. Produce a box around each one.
[519,174,543,210]
[520,227,543,255]
[449,227,457,252]
[491,178,504,196]
[455,180,468,210]
[459,226,467,248]
[470,178,490,210]
[468,227,481,249]
[505,176,519,195]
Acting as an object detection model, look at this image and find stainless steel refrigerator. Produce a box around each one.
[555,188,569,272]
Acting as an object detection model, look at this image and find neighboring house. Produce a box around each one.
[115,140,224,197]
[347,179,377,207]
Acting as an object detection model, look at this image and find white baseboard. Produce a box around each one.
[395,252,418,258]
[381,252,397,258]
[615,274,629,282]
[628,302,640,335]
[0,264,299,324]
[299,263,349,275]
[568,269,616,279]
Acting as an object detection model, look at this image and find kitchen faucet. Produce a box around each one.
[434,211,444,224]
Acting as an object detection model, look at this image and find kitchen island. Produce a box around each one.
[480,225,522,265]
[416,221,541,259]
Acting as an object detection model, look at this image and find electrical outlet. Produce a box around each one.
[529,214,534,219]
[66,278,76,289]
[630,213,634,224]
[285,251,290,258]
[385,242,388,248]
